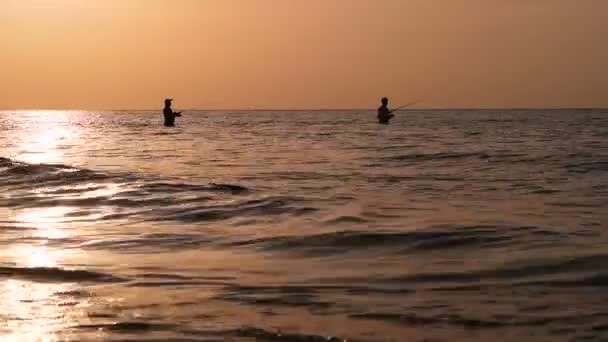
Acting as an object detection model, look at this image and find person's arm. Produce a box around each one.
[174,111,182,117]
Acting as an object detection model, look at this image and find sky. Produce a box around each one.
[1,0,607,109]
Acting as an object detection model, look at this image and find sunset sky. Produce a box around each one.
[1,0,607,109]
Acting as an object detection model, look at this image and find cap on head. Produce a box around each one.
[164,98,173,105]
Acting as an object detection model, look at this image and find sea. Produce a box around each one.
[1,109,607,342]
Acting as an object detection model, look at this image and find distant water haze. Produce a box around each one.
[2,0,607,109]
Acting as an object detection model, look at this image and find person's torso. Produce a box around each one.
[163,107,175,126]
[378,106,390,116]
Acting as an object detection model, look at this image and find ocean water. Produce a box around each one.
[1,109,607,342]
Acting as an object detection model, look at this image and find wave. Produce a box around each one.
[224,224,554,256]
[0,157,253,211]
[382,151,491,162]
[79,233,218,253]
[323,216,369,224]
[0,266,125,283]
[147,196,316,224]
[231,327,348,342]
[350,311,608,330]
[1,157,249,191]
[0,158,113,188]
[73,322,176,333]
[564,160,608,174]
[0,157,14,168]
[375,253,608,287]
[2,185,251,210]
[133,182,249,194]
[351,312,508,328]
[521,272,608,288]
[71,324,350,342]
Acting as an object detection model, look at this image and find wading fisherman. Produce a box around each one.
[163,98,182,127]
[377,97,394,124]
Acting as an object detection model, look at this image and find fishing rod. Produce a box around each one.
[391,100,420,113]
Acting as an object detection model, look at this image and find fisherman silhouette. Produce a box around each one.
[377,97,394,124]
[163,98,182,127]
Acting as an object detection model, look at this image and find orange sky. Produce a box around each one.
[1,0,607,109]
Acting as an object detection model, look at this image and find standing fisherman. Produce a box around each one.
[377,97,394,124]
[163,98,182,127]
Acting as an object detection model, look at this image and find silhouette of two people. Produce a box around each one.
[162,97,396,126]
[163,98,182,127]
[377,97,394,124]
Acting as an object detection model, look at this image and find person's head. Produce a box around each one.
[164,98,173,107]
[381,97,389,106]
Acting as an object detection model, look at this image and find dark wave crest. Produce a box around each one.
[0,157,112,189]
[0,157,255,217]
[149,196,316,224]
[344,253,608,288]
[383,151,491,162]
[232,327,349,342]
[0,266,125,283]
[225,224,559,256]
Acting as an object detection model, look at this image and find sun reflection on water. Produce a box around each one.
[0,204,81,340]
[13,111,82,165]
[15,206,72,241]
[1,112,101,340]
[0,243,81,342]
[0,276,86,342]
[1,280,62,342]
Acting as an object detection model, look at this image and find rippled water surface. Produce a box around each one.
[1,109,607,341]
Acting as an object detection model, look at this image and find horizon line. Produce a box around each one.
[1,107,607,112]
